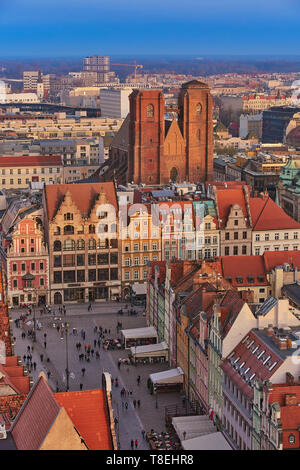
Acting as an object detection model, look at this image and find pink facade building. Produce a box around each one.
[6,218,49,307]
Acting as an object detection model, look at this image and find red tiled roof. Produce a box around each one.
[250,196,300,230]
[54,389,112,450]
[219,290,245,336]
[269,384,300,407]
[281,406,300,431]
[220,255,268,287]
[45,181,118,221]
[222,330,283,398]
[0,155,62,167]
[263,250,300,272]
[11,375,60,450]
[215,187,249,228]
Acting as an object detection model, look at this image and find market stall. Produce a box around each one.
[121,326,158,349]
[129,341,169,364]
[148,367,184,393]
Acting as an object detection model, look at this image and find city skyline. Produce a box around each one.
[0,0,299,57]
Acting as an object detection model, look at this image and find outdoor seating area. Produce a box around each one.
[146,430,181,450]
[103,338,122,350]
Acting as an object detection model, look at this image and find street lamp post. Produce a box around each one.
[65,326,70,392]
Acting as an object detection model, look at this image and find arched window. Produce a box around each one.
[170,167,178,182]
[197,129,201,141]
[88,238,96,250]
[64,225,74,235]
[147,104,154,118]
[77,239,85,250]
[63,239,75,251]
[89,224,95,234]
[196,103,202,115]
[53,240,61,252]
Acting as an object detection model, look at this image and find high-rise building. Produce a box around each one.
[100,88,132,118]
[23,71,40,92]
[83,56,110,83]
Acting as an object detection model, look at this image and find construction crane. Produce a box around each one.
[110,60,143,83]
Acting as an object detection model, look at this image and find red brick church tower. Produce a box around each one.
[128,80,213,184]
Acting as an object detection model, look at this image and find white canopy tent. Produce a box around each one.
[130,341,169,360]
[121,326,158,349]
[172,415,217,441]
[182,432,232,450]
[149,367,184,385]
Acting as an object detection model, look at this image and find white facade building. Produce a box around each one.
[100,89,132,118]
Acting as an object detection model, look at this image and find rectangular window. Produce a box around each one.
[233,246,238,255]
[88,254,96,265]
[63,254,75,267]
[63,270,75,283]
[53,271,62,283]
[225,247,230,256]
[243,231,247,239]
[77,254,85,266]
[275,233,279,240]
[77,270,85,282]
[225,232,230,240]
[284,232,289,240]
[98,269,109,281]
[265,233,269,241]
[110,268,118,280]
[255,248,260,255]
[88,269,96,282]
[294,232,298,239]
[134,270,139,280]
[255,234,260,241]
[125,271,130,280]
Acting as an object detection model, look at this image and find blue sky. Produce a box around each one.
[0,0,300,57]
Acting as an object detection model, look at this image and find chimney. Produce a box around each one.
[279,338,287,350]
[285,394,297,406]
[267,325,273,337]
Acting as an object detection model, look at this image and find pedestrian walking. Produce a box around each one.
[81,367,86,376]
[44,341,47,349]
[133,399,136,408]
[40,354,44,362]
[23,354,26,362]
[122,401,124,411]
[80,383,83,391]
[44,333,47,339]
[27,345,30,352]
[135,439,138,449]
[137,375,141,386]
[33,362,37,371]
[47,371,51,379]
[94,339,97,347]
[141,429,145,440]
[125,402,128,411]
[137,400,140,408]
[131,440,134,450]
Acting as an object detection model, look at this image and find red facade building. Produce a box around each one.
[6,218,49,307]
[128,81,214,185]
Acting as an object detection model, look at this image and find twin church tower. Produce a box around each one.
[104,80,214,185]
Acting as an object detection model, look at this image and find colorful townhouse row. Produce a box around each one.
[5,180,300,306]
[147,251,300,450]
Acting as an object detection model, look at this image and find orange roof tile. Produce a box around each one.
[45,182,118,221]
[220,255,268,287]
[263,250,300,272]
[54,389,112,450]
[250,196,300,230]
[215,188,249,228]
